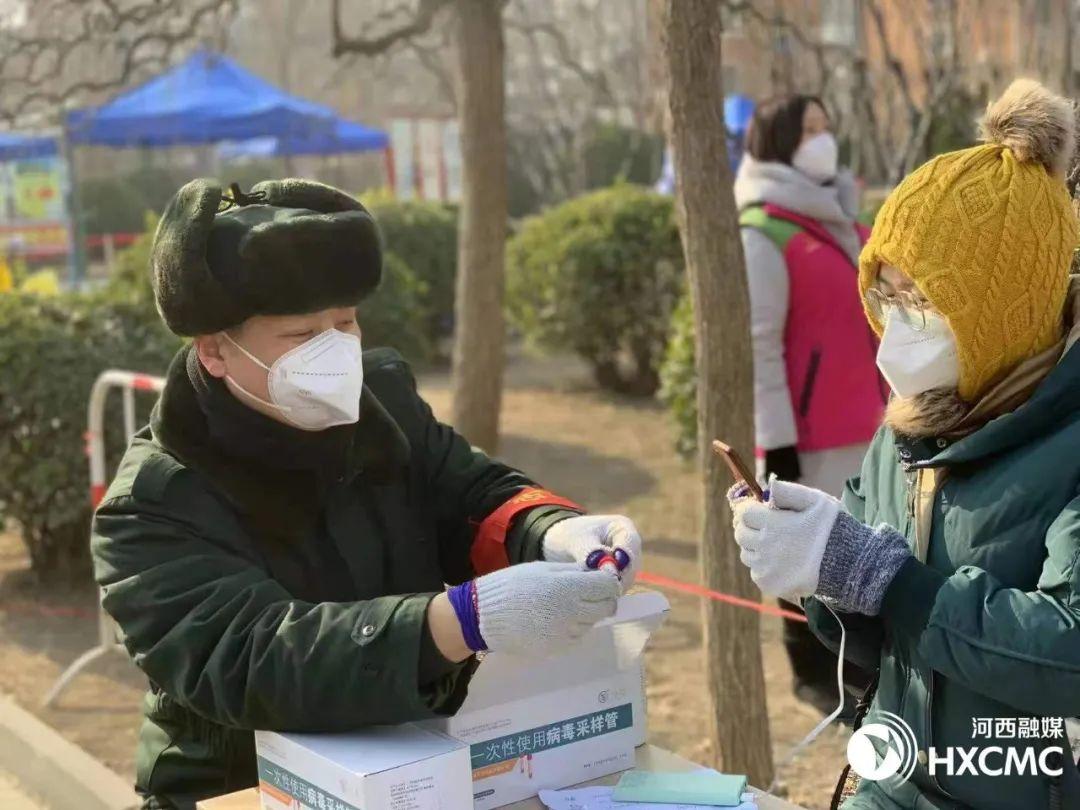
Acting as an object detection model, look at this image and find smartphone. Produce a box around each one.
[711,440,765,501]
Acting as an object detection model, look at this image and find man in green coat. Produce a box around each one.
[91,179,642,810]
[729,81,1080,808]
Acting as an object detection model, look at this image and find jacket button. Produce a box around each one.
[936,438,948,449]
[361,624,377,638]
[917,750,928,765]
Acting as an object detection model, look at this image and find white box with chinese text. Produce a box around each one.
[253,723,471,810]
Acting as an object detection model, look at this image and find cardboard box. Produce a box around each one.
[253,724,472,810]
[421,590,669,809]
[196,788,259,809]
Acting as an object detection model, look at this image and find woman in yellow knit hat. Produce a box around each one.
[729,79,1080,809]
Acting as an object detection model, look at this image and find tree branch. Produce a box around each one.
[722,0,855,61]
[331,0,449,57]
[504,17,614,105]
[0,0,238,126]
[403,34,457,109]
[867,0,917,117]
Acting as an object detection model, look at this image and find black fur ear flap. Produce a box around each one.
[152,178,250,336]
[250,178,368,214]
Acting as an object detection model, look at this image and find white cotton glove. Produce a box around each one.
[542,514,643,589]
[475,561,621,657]
[728,477,842,600]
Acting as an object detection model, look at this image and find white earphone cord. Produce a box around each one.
[766,599,847,795]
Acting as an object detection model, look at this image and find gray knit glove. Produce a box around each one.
[475,562,621,657]
[729,476,911,615]
[543,514,643,589]
[817,512,911,615]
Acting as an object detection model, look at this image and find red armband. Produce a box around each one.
[470,487,583,575]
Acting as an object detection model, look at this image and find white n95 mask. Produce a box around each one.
[224,329,364,430]
[792,132,839,183]
[876,306,960,398]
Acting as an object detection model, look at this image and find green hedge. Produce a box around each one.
[105,211,158,306]
[506,184,684,395]
[0,291,181,582]
[657,292,697,457]
[357,251,430,362]
[360,190,458,356]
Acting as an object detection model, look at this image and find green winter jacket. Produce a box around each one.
[805,338,1080,809]
[91,347,577,810]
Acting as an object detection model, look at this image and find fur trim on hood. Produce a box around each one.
[884,389,970,439]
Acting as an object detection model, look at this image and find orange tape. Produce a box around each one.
[637,571,809,623]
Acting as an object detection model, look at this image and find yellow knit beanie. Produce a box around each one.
[859,79,1080,401]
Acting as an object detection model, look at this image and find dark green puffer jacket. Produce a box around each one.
[806,339,1080,809]
[91,347,578,809]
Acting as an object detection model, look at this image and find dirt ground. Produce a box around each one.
[0,350,850,809]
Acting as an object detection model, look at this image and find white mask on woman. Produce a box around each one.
[224,329,364,430]
[876,306,960,399]
[792,132,839,183]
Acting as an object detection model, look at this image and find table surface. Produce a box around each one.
[196,744,807,810]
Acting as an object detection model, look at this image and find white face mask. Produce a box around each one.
[224,328,364,430]
[876,306,960,398]
[792,132,839,183]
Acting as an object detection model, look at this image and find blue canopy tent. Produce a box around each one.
[54,50,388,283]
[0,132,60,162]
[65,50,346,146]
[216,117,389,161]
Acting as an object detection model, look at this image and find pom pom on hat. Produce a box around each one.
[979,78,1077,178]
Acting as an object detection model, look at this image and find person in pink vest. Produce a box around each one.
[733,94,887,717]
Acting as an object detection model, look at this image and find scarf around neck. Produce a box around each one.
[151,345,410,555]
[185,347,356,482]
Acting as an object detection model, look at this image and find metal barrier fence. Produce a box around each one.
[42,369,165,708]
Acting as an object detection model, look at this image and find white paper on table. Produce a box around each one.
[536,785,758,810]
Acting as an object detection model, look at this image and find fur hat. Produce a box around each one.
[860,79,1080,402]
[152,178,382,336]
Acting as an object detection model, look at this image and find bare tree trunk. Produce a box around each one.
[450,0,507,452]
[658,0,773,788]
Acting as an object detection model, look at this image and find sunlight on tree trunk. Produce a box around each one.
[450,0,508,452]
[657,0,774,788]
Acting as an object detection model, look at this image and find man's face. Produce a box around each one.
[194,306,361,427]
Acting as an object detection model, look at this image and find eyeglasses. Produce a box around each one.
[865,287,929,331]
